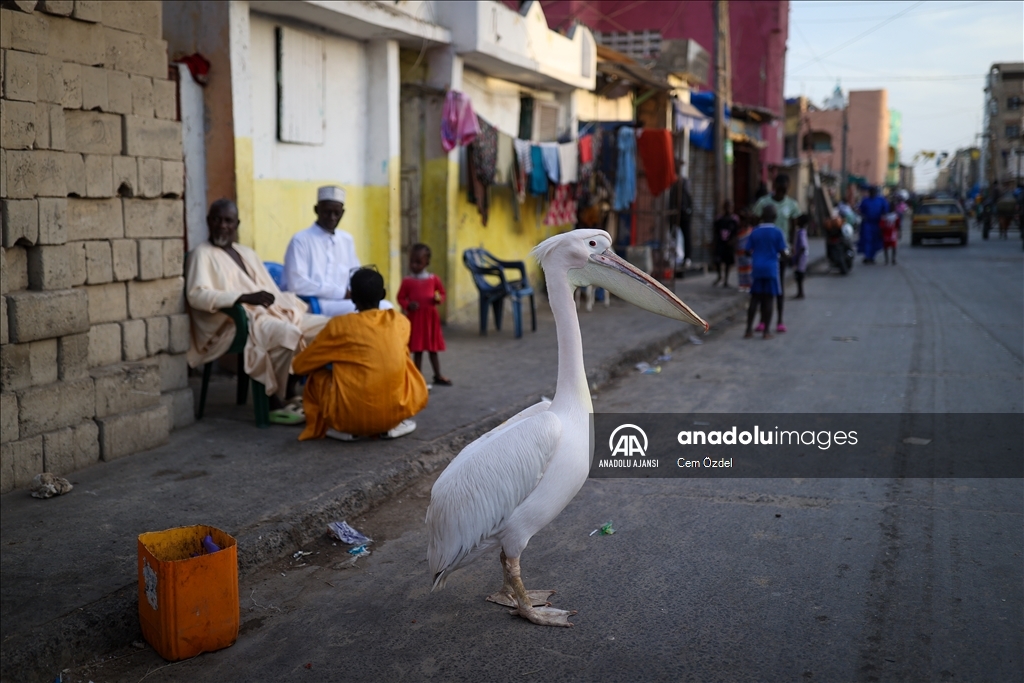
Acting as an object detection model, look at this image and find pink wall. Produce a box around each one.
[847,90,888,187]
[514,0,789,169]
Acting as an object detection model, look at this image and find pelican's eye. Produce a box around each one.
[589,240,596,247]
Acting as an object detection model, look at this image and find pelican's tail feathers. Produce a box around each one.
[431,570,447,592]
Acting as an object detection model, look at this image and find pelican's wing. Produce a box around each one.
[426,411,561,588]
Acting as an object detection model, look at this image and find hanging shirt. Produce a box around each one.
[636,128,677,196]
[284,223,361,314]
[529,145,548,195]
[557,142,578,184]
[540,142,560,184]
[613,127,637,211]
[441,90,480,152]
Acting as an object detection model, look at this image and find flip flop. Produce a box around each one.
[433,376,454,386]
[269,407,305,425]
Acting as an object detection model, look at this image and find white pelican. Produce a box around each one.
[426,229,708,627]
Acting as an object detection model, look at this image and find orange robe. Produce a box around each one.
[293,309,428,440]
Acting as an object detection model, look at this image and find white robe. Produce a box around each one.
[185,241,328,398]
[283,223,361,316]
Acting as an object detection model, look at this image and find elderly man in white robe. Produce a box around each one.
[186,199,328,415]
[283,185,392,316]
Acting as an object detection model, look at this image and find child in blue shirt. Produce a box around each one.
[744,205,788,340]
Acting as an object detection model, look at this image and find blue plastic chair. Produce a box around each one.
[462,249,536,338]
[264,261,321,314]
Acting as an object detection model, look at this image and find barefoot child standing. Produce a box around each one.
[398,244,452,386]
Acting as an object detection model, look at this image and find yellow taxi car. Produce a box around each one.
[911,199,968,246]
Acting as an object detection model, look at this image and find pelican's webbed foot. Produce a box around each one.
[503,554,575,628]
[487,551,555,607]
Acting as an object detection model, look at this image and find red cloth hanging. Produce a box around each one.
[636,129,677,196]
[579,134,594,164]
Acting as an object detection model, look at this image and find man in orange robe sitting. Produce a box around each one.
[293,268,428,441]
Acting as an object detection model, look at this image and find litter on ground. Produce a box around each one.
[327,521,373,545]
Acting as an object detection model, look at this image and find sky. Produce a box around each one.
[784,0,1024,190]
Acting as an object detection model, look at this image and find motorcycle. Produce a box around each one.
[825,217,855,275]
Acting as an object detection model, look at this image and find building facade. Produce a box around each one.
[983,62,1024,186]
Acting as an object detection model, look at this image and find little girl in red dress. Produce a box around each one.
[397,244,452,386]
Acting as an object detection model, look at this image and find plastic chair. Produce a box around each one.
[462,249,536,338]
[264,261,321,314]
[195,304,271,428]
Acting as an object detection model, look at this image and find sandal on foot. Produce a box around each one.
[433,376,453,386]
[776,324,787,333]
[269,408,305,425]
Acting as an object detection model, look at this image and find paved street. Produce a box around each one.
[67,229,1022,683]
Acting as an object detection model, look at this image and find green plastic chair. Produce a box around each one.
[195,304,271,428]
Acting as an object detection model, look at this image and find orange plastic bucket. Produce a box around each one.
[137,525,239,661]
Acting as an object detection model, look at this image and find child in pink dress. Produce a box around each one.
[397,244,452,386]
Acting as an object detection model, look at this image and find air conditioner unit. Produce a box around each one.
[533,101,561,142]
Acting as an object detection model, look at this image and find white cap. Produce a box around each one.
[317,185,346,204]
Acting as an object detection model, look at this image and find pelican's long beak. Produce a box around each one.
[570,250,709,332]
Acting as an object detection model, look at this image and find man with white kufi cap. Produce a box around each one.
[283,185,393,316]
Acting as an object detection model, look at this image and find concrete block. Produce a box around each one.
[1,296,6,345]
[1,435,43,493]
[137,238,161,280]
[129,73,153,117]
[49,104,66,152]
[106,69,131,114]
[0,148,5,200]
[5,1,38,12]
[153,78,176,120]
[37,198,67,245]
[38,1,74,16]
[103,27,167,79]
[92,359,159,417]
[1,339,56,391]
[27,244,71,290]
[111,239,136,280]
[67,240,85,285]
[124,199,182,238]
[3,199,38,247]
[156,351,187,391]
[146,315,168,355]
[160,387,193,430]
[67,198,123,240]
[120,317,145,360]
[1,99,37,149]
[72,0,101,22]
[127,277,184,318]
[4,149,65,198]
[64,110,121,155]
[36,54,61,102]
[0,10,10,48]
[58,331,89,380]
[87,322,119,367]
[84,281,125,323]
[136,157,161,198]
[6,288,88,341]
[16,376,95,438]
[1,247,6,295]
[63,152,86,196]
[6,245,29,290]
[83,240,111,284]
[31,100,49,148]
[45,12,105,65]
[162,238,183,277]
[80,64,107,111]
[111,155,137,197]
[160,160,183,197]
[60,61,81,108]
[101,1,161,38]
[8,9,48,54]
[42,419,99,475]
[83,154,113,197]
[97,404,167,461]
[3,49,37,101]
[1,392,17,443]
[123,116,182,160]
[168,313,189,354]
[33,103,61,150]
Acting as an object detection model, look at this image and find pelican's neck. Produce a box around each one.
[547,272,592,414]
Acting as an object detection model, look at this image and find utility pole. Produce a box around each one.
[713,0,732,212]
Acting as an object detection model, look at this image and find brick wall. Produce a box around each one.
[1,0,192,493]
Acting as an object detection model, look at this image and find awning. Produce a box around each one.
[673,99,710,133]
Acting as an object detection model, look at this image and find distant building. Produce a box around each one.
[799,89,891,192]
[943,148,981,198]
[982,62,1024,185]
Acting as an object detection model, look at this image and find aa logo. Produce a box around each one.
[609,424,648,458]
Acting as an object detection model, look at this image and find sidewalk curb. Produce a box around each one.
[1,263,822,681]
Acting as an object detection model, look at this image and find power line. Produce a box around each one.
[793,23,832,82]
[792,74,985,82]
[792,1,982,23]
[790,1,927,73]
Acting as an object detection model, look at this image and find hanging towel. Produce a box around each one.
[544,184,577,226]
[441,91,480,152]
[612,127,636,212]
[636,128,677,196]
[529,146,548,195]
[557,142,578,184]
[494,132,513,185]
[513,139,532,174]
[540,142,560,184]
[579,134,594,164]
[468,118,498,225]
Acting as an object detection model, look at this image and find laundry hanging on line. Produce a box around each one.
[636,128,677,196]
[613,127,637,212]
[441,90,480,152]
